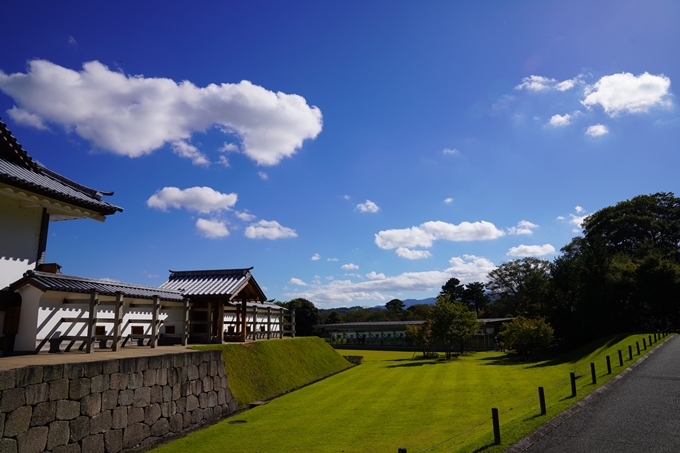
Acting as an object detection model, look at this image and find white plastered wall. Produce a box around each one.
[0,195,42,289]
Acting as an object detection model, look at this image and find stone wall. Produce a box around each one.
[0,351,237,453]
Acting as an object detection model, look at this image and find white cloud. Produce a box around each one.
[7,106,48,130]
[585,124,609,137]
[343,195,350,200]
[68,36,77,46]
[507,220,538,235]
[171,140,210,166]
[217,155,230,167]
[327,258,338,262]
[356,200,380,213]
[375,220,505,250]
[575,206,585,214]
[258,171,269,181]
[286,255,496,304]
[289,278,308,286]
[235,210,255,221]
[442,148,459,155]
[147,186,237,213]
[507,244,556,257]
[244,220,297,240]
[444,198,454,204]
[0,59,323,166]
[341,263,359,270]
[366,271,386,280]
[196,218,229,238]
[311,253,320,261]
[395,247,432,260]
[219,142,239,152]
[555,77,581,91]
[549,114,571,127]
[581,72,672,116]
[559,207,589,232]
[516,74,582,92]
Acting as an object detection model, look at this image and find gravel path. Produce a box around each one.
[523,335,680,453]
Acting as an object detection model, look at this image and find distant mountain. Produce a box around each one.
[401,297,436,308]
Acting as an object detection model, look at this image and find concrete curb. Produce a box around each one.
[504,334,675,453]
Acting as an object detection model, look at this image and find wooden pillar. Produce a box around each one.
[112,292,124,351]
[151,296,160,348]
[207,302,213,342]
[86,289,99,353]
[235,305,241,335]
[182,297,189,346]
[267,307,272,340]
[241,298,247,341]
[253,306,258,339]
[291,308,296,338]
[279,308,284,338]
[218,301,225,343]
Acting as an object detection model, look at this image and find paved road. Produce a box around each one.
[525,335,680,453]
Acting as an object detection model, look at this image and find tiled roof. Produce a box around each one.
[317,318,513,329]
[160,268,266,300]
[0,120,122,216]
[11,270,184,302]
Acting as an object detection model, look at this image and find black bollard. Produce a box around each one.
[649,335,652,345]
[618,349,623,367]
[492,408,501,445]
[628,345,632,361]
[606,356,611,374]
[643,338,647,349]
[398,449,407,453]
[570,372,577,398]
[539,387,546,415]
[591,363,596,384]
[636,342,640,355]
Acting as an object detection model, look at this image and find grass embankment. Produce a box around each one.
[193,337,351,406]
[154,333,669,453]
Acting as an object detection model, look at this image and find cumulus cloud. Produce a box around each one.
[289,278,307,286]
[549,114,572,127]
[507,244,556,257]
[147,186,237,213]
[507,220,538,235]
[170,140,210,166]
[258,171,269,181]
[0,60,323,166]
[575,206,585,214]
[219,142,239,152]
[196,218,229,238]
[311,253,320,261]
[585,124,609,137]
[327,258,338,262]
[442,148,459,155]
[235,210,255,221]
[217,155,230,167]
[395,247,432,260]
[375,220,505,251]
[356,200,380,213]
[559,207,589,232]
[366,272,386,280]
[341,263,359,270]
[286,255,496,304]
[444,198,454,204]
[581,72,671,116]
[244,220,297,240]
[516,75,582,92]
[7,106,47,130]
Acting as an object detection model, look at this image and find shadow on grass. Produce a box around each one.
[384,355,467,368]
[470,442,497,453]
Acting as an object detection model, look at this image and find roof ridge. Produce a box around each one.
[167,268,254,278]
[37,163,115,200]
[0,119,38,171]
[27,270,182,294]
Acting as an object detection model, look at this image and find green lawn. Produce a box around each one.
[153,333,669,453]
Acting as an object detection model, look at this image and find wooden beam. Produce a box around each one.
[218,301,225,344]
[253,306,258,339]
[86,289,99,353]
[182,297,189,346]
[279,307,284,339]
[112,292,123,351]
[291,308,296,338]
[207,302,213,342]
[241,298,247,341]
[267,307,272,340]
[151,296,160,348]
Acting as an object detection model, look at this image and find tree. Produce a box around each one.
[277,298,318,336]
[405,319,433,357]
[486,258,551,317]
[405,304,433,321]
[430,295,481,359]
[385,299,405,312]
[439,277,465,301]
[500,317,554,355]
[461,282,490,316]
[325,310,342,325]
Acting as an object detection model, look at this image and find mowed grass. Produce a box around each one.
[153,333,668,453]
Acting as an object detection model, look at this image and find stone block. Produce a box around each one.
[213,404,222,419]
[55,400,80,421]
[213,375,222,391]
[172,354,183,368]
[228,398,238,413]
[162,385,172,403]
[52,443,80,453]
[144,404,160,425]
[118,389,133,406]
[49,379,69,401]
[179,367,189,384]
[30,401,56,426]
[202,376,213,393]
[150,385,162,404]
[16,366,43,388]
[135,357,148,373]
[150,418,169,437]
[127,407,144,425]
[207,391,217,408]
[171,384,180,401]
[198,362,208,379]
[148,355,162,370]
[133,387,150,408]
[15,426,47,453]
[104,429,122,453]
[102,359,119,375]
[182,382,192,397]
[42,365,64,382]
[169,413,182,433]
[0,388,25,412]
[203,407,214,421]
[83,362,102,378]
[63,363,84,380]
[91,374,109,393]
[175,397,186,414]
[80,393,101,417]
[198,393,208,409]
[217,388,226,405]
[190,409,202,424]
[170,401,177,417]
[221,376,228,389]
[167,368,178,386]
[123,423,149,449]
[161,354,172,370]
[143,369,156,387]
[108,373,128,391]
[209,360,218,377]
[156,367,168,386]
[4,406,32,437]
[81,434,105,453]
[47,421,70,450]
[69,416,89,442]
[111,406,128,430]
[217,363,225,377]
[182,412,191,429]
[186,395,198,412]
[69,378,90,400]
[119,358,135,374]
[0,370,16,391]
[127,372,143,390]
[0,439,16,453]
[25,382,49,406]
[89,410,112,434]
[0,412,5,437]
[102,389,118,411]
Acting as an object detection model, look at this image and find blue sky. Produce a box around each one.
[1,0,678,306]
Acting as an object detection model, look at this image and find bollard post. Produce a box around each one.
[492,408,501,445]
[590,363,596,384]
[538,387,546,415]
[618,349,623,367]
[649,335,652,345]
[643,338,647,349]
[398,449,407,453]
[636,342,640,355]
[654,333,657,342]
[606,356,611,374]
[628,345,632,361]
[570,372,577,398]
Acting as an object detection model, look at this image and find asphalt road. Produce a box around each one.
[525,335,680,453]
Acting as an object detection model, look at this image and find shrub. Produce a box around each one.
[501,316,554,355]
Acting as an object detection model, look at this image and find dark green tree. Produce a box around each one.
[486,258,551,317]
[325,310,342,325]
[461,282,489,316]
[439,277,465,301]
[430,295,481,359]
[278,298,319,336]
[385,299,405,312]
